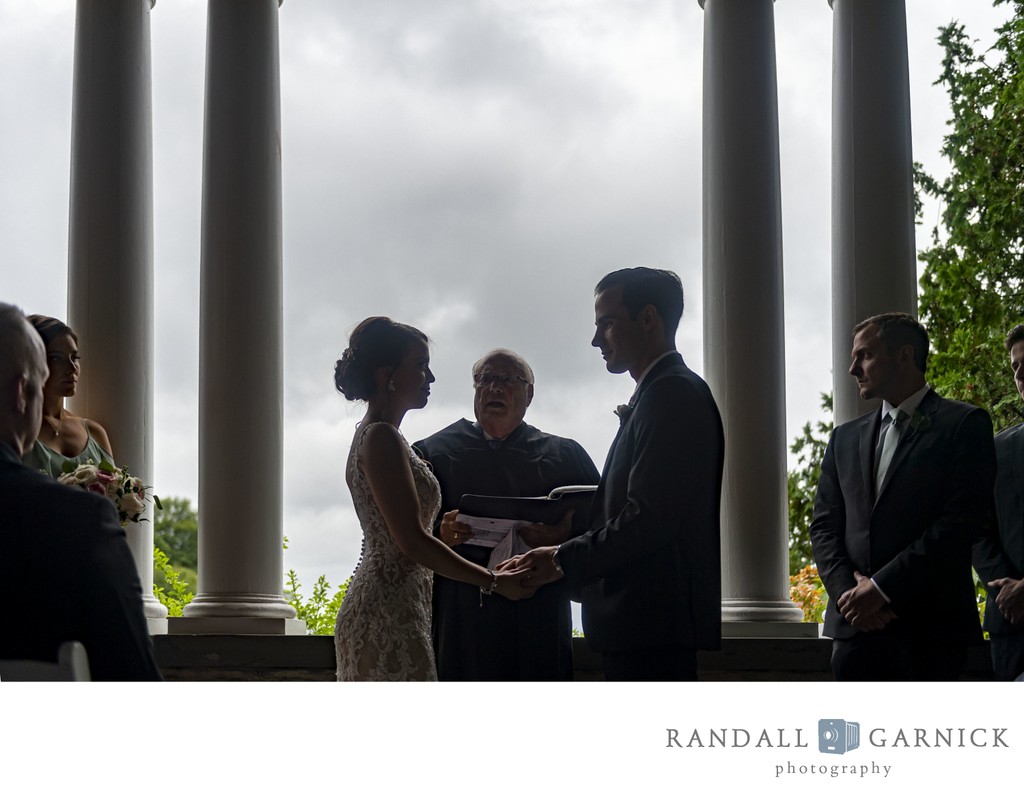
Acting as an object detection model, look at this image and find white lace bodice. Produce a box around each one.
[335,424,441,681]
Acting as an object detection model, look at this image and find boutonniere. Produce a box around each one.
[909,410,931,432]
[614,403,635,423]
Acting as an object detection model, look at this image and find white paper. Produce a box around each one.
[455,514,532,569]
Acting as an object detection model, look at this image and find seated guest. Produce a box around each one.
[414,348,600,680]
[0,303,161,681]
[21,314,114,477]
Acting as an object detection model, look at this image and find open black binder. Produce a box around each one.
[459,485,598,535]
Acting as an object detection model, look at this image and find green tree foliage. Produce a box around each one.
[153,495,198,597]
[787,394,832,575]
[917,0,1024,430]
[154,496,198,570]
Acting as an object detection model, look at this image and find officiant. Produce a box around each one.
[414,348,599,681]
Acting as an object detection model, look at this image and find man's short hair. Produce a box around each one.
[852,312,929,374]
[1005,324,1024,352]
[0,302,45,385]
[595,267,684,335]
[472,348,535,385]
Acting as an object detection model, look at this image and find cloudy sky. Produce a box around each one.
[0,0,1014,596]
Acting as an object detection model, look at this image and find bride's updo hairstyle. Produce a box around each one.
[335,316,429,402]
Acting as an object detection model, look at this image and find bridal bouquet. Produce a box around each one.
[57,459,161,526]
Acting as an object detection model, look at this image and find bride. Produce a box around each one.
[333,316,531,681]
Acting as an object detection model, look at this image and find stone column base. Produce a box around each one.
[183,592,297,620]
[722,598,806,625]
[143,594,169,622]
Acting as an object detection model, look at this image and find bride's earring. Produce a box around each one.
[387,379,396,392]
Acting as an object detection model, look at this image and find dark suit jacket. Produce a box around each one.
[811,389,995,643]
[972,422,1024,637]
[557,353,724,653]
[0,442,162,680]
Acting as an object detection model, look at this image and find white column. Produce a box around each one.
[700,0,804,627]
[830,0,917,425]
[67,0,165,625]
[178,0,299,633]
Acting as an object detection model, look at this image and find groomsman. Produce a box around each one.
[972,324,1024,681]
[506,267,725,681]
[811,313,995,681]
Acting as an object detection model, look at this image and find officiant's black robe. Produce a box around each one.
[414,419,599,681]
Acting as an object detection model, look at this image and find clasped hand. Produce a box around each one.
[989,577,1024,624]
[491,564,537,600]
[445,509,573,599]
[837,571,897,632]
[496,545,564,589]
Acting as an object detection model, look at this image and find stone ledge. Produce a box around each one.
[152,633,995,682]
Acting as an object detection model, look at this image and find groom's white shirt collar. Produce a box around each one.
[629,350,677,405]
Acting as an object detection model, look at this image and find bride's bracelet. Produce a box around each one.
[479,569,497,606]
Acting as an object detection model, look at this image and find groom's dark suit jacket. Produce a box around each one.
[0,442,162,680]
[811,389,995,644]
[557,353,724,653]
[972,422,1024,640]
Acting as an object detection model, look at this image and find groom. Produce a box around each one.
[506,267,724,681]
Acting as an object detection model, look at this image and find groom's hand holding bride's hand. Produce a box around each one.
[493,565,536,600]
[496,546,563,589]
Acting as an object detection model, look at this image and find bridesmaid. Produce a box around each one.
[21,315,115,477]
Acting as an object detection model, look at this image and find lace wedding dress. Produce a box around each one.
[335,426,440,681]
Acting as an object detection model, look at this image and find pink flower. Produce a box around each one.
[57,461,154,527]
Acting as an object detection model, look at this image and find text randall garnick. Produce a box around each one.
[666,728,1009,748]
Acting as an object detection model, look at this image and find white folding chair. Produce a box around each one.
[0,641,92,681]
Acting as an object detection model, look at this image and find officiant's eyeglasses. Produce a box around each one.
[473,373,529,388]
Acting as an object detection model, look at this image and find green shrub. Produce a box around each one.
[153,547,195,617]
[789,564,827,623]
[286,570,350,636]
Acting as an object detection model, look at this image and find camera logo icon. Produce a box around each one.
[818,719,860,755]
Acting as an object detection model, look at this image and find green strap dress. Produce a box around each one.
[21,420,115,479]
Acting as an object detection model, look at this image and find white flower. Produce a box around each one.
[120,491,146,516]
[56,461,155,527]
